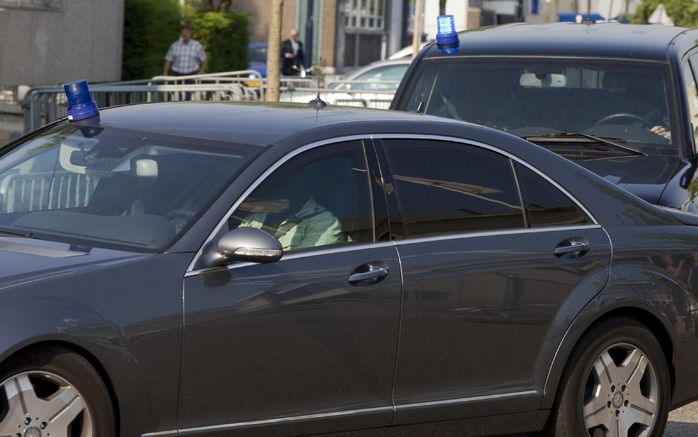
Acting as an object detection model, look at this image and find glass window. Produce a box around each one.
[230,142,374,253]
[686,56,698,149]
[0,124,255,251]
[351,64,409,91]
[399,59,674,150]
[382,140,525,238]
[515,164,591,227]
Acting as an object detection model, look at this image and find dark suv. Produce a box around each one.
[392,23,698,210]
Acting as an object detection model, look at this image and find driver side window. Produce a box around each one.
[229,141,374,253]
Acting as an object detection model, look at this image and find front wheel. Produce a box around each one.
[547,318,670,437]
[0,347,115,437]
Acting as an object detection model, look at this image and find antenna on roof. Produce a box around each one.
[308,57,327,109]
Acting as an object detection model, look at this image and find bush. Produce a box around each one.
[183,7,249,73]
[122,1,249,80]
[122,0,181,80]
[633,0,698,27]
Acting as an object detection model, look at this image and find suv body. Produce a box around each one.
[392,23,698,210]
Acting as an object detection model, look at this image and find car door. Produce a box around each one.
[179,139,402,436]
[375,137,611,424]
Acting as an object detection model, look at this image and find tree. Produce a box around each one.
[412,0,424,59]
[633,0,698,26]
[266,0,284,102]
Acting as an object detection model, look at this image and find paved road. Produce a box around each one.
[666,402,698,436]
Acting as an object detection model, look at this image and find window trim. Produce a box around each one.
[375,134,598,238]
[186,134,599,275]
[186,135,379,274]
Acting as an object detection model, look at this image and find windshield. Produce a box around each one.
[400,58,676,157]
[0,123,255,251]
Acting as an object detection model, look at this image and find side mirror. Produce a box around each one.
[216,227,283,265]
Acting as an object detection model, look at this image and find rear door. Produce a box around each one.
[375,137,611,424]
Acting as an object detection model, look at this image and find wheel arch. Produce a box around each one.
[542,305,676,410]
[0,339,121,436]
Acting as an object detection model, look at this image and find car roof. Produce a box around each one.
[422,23,698,61]
[96,102,461,146]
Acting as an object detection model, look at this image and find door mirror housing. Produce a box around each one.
[216,227,283,265]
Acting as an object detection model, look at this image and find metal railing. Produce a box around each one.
[21,70,398,133]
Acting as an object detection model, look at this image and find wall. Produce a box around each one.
[0,0,124,86]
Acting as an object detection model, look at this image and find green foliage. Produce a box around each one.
[183,6,249,73]
[122,0,181,80]
[633,0,698,27]
[122,0,249,80]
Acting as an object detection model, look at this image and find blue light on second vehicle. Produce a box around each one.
[63,79,99,121]
[436,15,459,54]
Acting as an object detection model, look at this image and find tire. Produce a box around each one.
[0,346,115,437]
[544,317,670,437]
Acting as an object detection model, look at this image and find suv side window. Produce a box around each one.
[686,55,698,149]
[382,139,525,238]
[515,163,591,227]
[229,141,374,252]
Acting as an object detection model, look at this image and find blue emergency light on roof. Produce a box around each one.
[436,15,459,54]
[63,79,99,121]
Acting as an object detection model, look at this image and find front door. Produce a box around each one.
[179,140,402,435]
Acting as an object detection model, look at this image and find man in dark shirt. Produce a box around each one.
[281,29,305,76]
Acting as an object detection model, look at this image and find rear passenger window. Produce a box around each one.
[382,140,525,238]
[515,163,591,227]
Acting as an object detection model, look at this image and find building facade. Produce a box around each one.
[0,0,124,86]
[238,0,525,74]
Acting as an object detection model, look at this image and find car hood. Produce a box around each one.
[0,237,148,288]
[575,155,683,204]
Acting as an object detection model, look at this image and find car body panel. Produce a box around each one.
[2,104,698,436]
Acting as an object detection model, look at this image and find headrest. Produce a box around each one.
[135,158,158,178]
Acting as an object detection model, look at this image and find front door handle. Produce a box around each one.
[554,238,591,258]
[348,263,389,285]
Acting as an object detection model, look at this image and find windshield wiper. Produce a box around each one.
[522,132,646,156]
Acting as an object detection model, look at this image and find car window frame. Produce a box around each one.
[187,136,386,275]
[372,134,598,244]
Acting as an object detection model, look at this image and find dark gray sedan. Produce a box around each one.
[0,103,696,437]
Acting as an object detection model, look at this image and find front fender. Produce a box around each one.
[0,252,190,436]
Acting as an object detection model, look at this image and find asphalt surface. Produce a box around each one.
[666,402,698,436]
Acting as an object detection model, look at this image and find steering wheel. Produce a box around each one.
[594,113,652,128]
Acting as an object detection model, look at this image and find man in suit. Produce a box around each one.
[281,29,305,76]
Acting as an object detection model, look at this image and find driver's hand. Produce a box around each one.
[650,125,671,140]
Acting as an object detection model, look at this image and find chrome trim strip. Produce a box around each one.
[187,133,599,274]
[371,134,599,225]
[396,390,539,410]
[140,390,539,436]
[143,406,394,437]
[185,241,396,277]
[394,224,602,246]
[185,134,376,273]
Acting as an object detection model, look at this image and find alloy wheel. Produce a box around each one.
[0,371,93,437]
[582,343,658,437]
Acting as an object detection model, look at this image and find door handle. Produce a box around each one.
[348,264,389,285]
[554,238,591,258]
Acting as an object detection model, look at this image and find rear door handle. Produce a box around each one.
[554,238,591,258]
[348,264,389,285]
